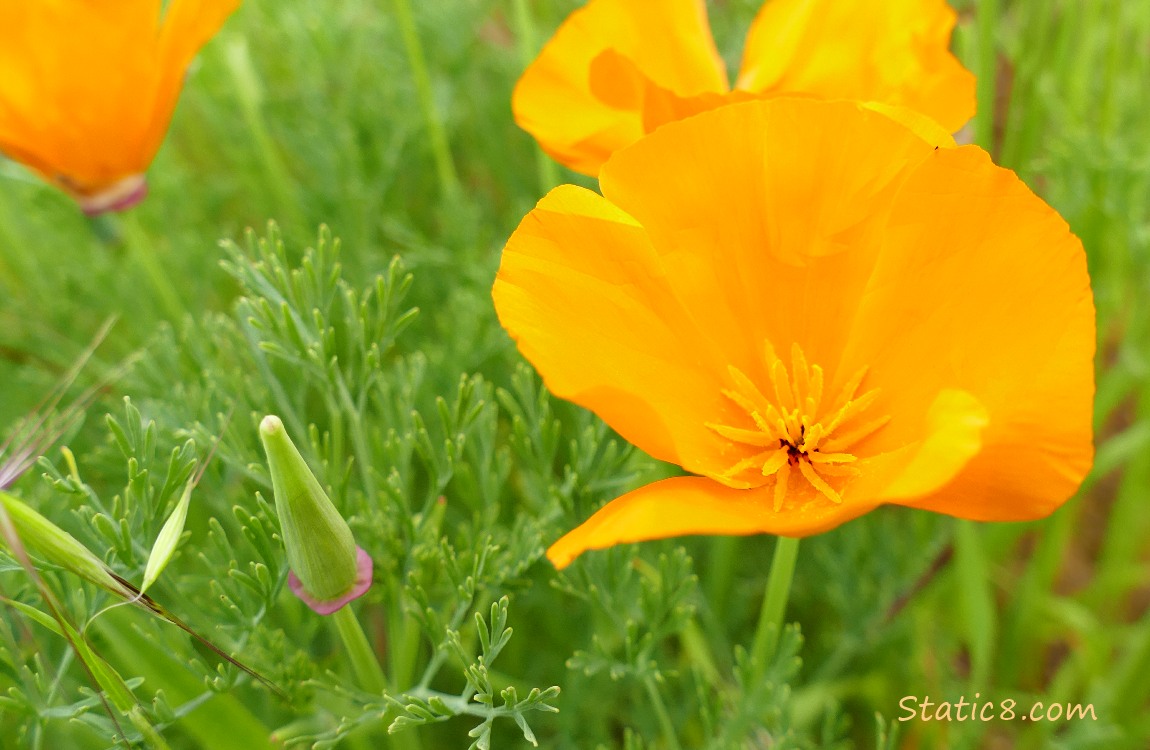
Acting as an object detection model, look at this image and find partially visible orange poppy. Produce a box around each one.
[513,0,976,176]
[493,98,1094,569]
[0,0,240,214]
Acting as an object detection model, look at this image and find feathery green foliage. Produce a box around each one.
[0,0,1147,748]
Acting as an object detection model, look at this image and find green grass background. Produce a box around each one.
[0,0,1147,748]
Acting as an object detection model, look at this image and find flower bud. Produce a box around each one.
[258,415,372,614]
[0,491,133,599]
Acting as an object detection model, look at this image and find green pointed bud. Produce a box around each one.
[140,475,195,595]
[259,415,372,614]
[0,491,133,600]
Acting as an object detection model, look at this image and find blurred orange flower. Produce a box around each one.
[0,0,240,214]
[513,0,976,176]
[493,98,1094,569]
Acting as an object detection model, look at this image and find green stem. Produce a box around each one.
[388,605,423,693]
[749,536,800,677]
[974,0,1000,152]
[391,0,460,198]
[92,610,273,750]
[415,597,473,690]
[643,675,682,750]
[223,39,304,226]
[336,375,378,502]
[116,213,186,323]
[129,707,174,750]
[0,186,38,299]
[387,607,424,750]
[704,536,739,616]
[511,0,560,194]
[332,606,387,696]
[0,231,21,296]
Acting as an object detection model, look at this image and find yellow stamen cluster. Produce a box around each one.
[708,342,889,511]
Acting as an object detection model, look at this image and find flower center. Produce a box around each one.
[707,342,889,511]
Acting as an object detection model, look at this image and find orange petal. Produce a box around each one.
[0,2,151,188]
[493,184,731,473]
[146,0,241,162]
[736,0,975,132]
[0,0,236,201]
[546,388,994,568]
[589,49,759,138]
[512,0,727,175]
[838,145,1094,519]
[546,475,877,568]
[859,101,958,149]
[598,98,939,379]
[877,390,988,500]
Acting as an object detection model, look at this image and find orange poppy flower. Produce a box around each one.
[0,0,240,214]
[513,0,976,176]
[493,98,1094,569]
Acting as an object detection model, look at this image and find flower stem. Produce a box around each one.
[223,39,304,227]
[643,674,682,750]
[117,213,186,323]
[974,0,1000,152]
[386,604,424,750]
[510,0,559,194]
[0,187,41,299]
[749,536,800,677]
[129,707,174,750]
[704,536,739,615]
[391,0,460,199]
[332,605,387,695]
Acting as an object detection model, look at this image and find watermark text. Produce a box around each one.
[899,694,1096,723]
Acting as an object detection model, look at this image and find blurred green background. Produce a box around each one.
[0,0,1147,748]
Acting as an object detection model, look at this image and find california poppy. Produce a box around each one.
[493,98,1094,569]
[0,0,240,214]
[513,0,976,176]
